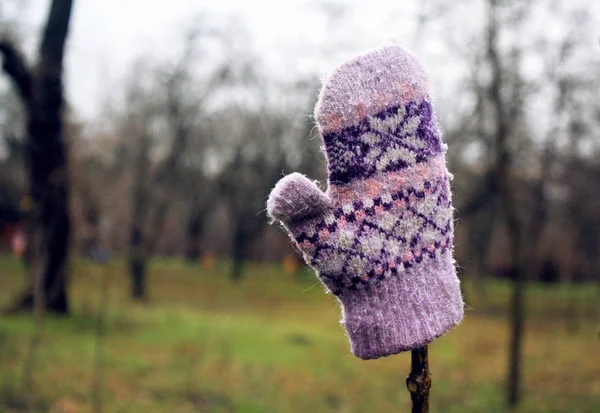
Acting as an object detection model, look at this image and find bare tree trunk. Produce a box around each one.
[125,63,195,295]
[91,263,109,413]
[129,227,146,300]
[506,242,525,407]
[128,130,150,300]
[185,208,204,262]
[485,0,525,406]
[0,0,74,314]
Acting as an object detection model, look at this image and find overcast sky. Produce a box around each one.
[9,0,452,120]
[5,0,600,122]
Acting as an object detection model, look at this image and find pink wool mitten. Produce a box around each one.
[267,44,463,360]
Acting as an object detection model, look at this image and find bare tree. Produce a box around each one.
[128,116,153,299]
[482,0,593,405]
[122,30,222,298]
[0,0,73,314]
[217,109,289,279]
[484,0,529,406]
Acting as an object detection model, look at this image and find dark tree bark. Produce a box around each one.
[226,186,269,281]
[128,129,151,300]
[129,227,146,300]
[221,136,287,281]
[183,179,215,264]
[0,0,74,315]
[185,204,205,262]
[406,346,431,413]
[230,222,248,280]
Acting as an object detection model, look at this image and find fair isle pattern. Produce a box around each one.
[323,99,443,184]
[292,171,453,295]
[266,44,463,359]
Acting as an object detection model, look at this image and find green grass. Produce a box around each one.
[0,254,598,413]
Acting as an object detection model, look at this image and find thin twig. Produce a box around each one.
[92,261,110,413]
[406,346,431,413]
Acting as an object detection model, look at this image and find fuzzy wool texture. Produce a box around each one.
[267,173,332,223]
[267,44,463,360]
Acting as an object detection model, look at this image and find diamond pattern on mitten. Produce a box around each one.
[267,44,463,359]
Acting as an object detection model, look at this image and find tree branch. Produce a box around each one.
[39,0,74,70]
[407,346,431,413]
[0,41,33,103]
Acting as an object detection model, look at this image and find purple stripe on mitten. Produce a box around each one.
[267,44,463,360]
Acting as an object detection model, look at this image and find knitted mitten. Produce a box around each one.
[267,44,463,360]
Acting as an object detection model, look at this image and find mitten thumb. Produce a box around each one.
[267,173,332,224]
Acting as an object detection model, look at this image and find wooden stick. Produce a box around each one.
[406,346,431,413]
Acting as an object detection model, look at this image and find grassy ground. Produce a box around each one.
[0,254,598,413]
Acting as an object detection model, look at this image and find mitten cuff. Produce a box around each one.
[337,249,463,360]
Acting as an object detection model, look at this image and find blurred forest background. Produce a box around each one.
[0,0,599,412]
